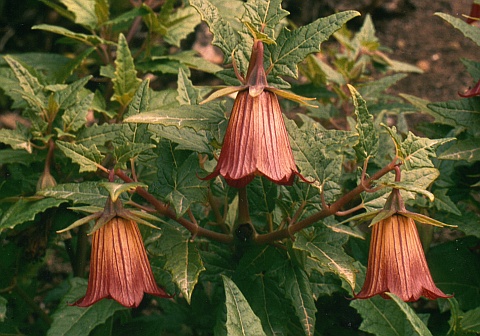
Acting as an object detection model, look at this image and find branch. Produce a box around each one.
[115,169,233,244]
[254,159,397,244]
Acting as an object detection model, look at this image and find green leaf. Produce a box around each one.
[58,0,98,29]
[0,128,32,153]
[0,148,41,166]
[62,92,94,133]
[438,138,480,162]
[433,189,462,216]
[427,98,480,135]
[163,6,202,47]
[243,0,289,42]
[149,124,212,154]
[3,55,43,97]
[76,124,123,148]
[349,84,378,162]
[56,141,105,172]
[47,278,127,336]
[287,119,356,201]
[147,223,205,304]
[152,50,223,74]
[357,74,409,100]
[284,261,317,336]
[98,182,147,202]
[293,227,356,290]
[462,307,480,332]
[0,197,67,233]
[351,294,432,336]
[400,132,454,169]
[125,101,226,133]
[38,182,109,207]
[104,5,150,26]
[386,293,433,335]
[112,33,141,106]
[176,67,200,105]
[435,13,480,47]
[0,296,5,322]
[190,0,241,65]
[113,142,156,169]
[221,275,267,336]
[152,141,208,216]
[267,11,360,79]
[32,24,107,46]
[54,76,91,109]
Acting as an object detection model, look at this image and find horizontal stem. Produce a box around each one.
[255,159,397,244]
[115,169,233,244]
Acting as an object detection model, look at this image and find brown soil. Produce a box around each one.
[374,0,479,102]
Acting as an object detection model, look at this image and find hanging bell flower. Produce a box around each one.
[201,39,314,188]
[354,188,453,302]
[58,182,171,307]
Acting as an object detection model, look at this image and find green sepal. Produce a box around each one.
[68,205,104,213]
[98,181,148,202]
[268,87,317,107]
[399,211,457,228]
[200,86,243,104]
[56,212,101,233]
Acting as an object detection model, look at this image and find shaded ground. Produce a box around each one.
[374,0,479,101]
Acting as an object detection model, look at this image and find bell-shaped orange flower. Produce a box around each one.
[74,217,170,308]
[355,189,451,302]
[202,40,311,188]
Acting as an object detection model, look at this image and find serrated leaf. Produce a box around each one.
[3,55,43,97]
[113,142,156,168]
[267,11,360,78]
[59,0,98,29]
[461,307,480,332]
[221,275,267,336]
[427,98,480,134]
[0,128,32,153]
[439,138,480,162]
[32,24,107,46]
[124,79,149,118]
[125,101,226,132]
[351,294,433,336]
[104,5,150,26]
[56,141,105,172]
[357,74,408,100]
[62,92,94,133]
[152,141,208,216]
[243,0,289,41]
[190,0,245,68]
[147,223,205,304]
[435,13,480,47]
[0,197,67,233]
[176,67,199,105]
[400,132,454,169]
[152,50,223,74]
[386,293,434,335]
[0,148,41,166]
[54,76,91,108]
[47,278,127,336]
[349,84,378,162]
[149,124,212,154]
[284,261,316,336]
[163,6,202,47]
[433,189,462,216]
[112,33,141,106]
[76,123,123,147]
[38,182,108,206]
[293,227,356,289]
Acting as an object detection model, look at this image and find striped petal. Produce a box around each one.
[355,214,450,302]
[74,217,170,308]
